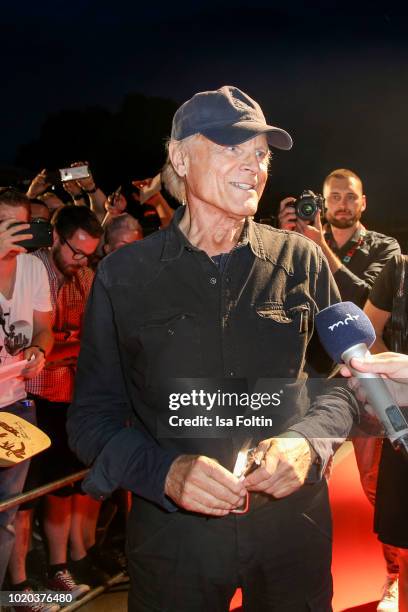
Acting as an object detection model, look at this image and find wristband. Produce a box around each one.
[73,193,85,201]
[84,186,97,194]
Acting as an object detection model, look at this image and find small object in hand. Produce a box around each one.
[231,447,261,514]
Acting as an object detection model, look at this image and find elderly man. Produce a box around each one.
[68,86,359,611]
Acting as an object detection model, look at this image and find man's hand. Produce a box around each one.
[296,212,325,247]
[243,435,313,498]
[21,346,46,379]
[278,197,326,247]
[340,353,408,409]
[164,454,247,516]
[0,220,32,260]
[104,192,127,217]
[26,169,51,199]
[70,161,96,192]
[62,179,83,198]
[278,197,297,230]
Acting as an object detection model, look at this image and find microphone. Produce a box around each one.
[315,301,408,458]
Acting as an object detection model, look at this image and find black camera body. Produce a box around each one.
[294,190,325,221]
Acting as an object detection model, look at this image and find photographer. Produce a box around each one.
[278,169,400,307]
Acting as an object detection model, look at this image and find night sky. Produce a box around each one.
[3,1,408,235]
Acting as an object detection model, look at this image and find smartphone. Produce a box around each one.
[132,173,162,204]
[59,165,90,182]
[10,220,53,249]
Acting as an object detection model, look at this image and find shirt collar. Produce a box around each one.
[324,224,364,247]
[161,206,293,274]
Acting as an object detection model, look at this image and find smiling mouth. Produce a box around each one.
[230,182,256,191]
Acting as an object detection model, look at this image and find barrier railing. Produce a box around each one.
[0,469,129,610]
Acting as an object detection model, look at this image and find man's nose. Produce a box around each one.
[241,151,259,173]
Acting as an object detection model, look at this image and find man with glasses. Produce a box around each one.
[278,169,401,611]
[8,205,104,602]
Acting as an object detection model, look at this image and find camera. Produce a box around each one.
[294,190,325,222]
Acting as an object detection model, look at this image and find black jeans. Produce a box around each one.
[127,481,333,612]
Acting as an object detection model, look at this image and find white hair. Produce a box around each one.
[161,134,201,204]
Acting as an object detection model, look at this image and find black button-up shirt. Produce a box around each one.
[68,208,358,509]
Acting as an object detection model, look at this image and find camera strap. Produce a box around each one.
[326,225,367,265]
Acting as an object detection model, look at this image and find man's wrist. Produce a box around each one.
[28,345,46,357]
[73,193,86,201]
[84,185,97,194]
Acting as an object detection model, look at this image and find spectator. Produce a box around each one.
[29,199,51,222]
[341,350,408,612]
[362,255,408,611]
[103,213,143,254]
[8,206,105,602]
[0,187,53,588]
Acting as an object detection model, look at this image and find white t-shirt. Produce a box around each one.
[0,254,51,408]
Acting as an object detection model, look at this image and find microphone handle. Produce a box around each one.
[342,343,408,459]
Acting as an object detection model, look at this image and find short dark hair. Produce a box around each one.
[52,204,103,240]
[0,187,31,214]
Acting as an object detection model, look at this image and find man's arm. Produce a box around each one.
[22,310,53,379]
[245,248,360,497]
[66,268,181,509]
[331,238,401,307]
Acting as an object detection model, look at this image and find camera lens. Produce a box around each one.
[299,202,316,219]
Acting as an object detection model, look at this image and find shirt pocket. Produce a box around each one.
[254,302,310,376]
[133,312,203,388]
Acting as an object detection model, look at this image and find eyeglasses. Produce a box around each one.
[61,237,90,261]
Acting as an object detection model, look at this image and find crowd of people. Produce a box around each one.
[0,84,407,612]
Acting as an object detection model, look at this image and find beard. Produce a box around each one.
[326,208,363,229]
[52,244,81,279]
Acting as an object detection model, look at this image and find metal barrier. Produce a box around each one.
[0,470,89,513]
[0,469,129,610]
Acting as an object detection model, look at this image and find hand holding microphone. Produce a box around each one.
[315,302,408,458]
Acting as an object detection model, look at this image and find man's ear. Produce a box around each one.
[168,141,188,178]
[103,243,111,255]
[52,228,59,245]
[361,195,367,212]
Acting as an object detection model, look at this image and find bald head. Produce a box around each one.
[104,214,143,253]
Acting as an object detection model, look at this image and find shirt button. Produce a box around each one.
[225,277,231,283]
[229,371,235,377]
[210,277,217,285]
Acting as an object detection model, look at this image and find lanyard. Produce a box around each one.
[327,226,367,265]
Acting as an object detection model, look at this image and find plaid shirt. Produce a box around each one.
[26,249,94,402]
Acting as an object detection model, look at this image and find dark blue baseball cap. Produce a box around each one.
[171,85,293,150]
